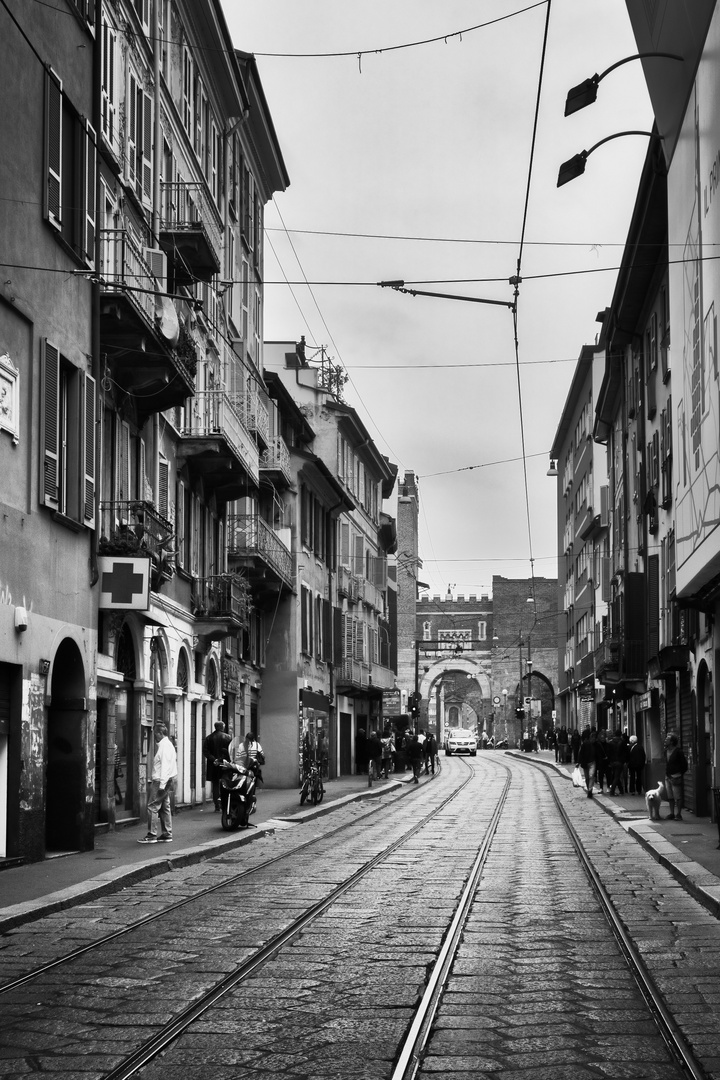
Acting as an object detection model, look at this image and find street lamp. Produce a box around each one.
[501,689,507,743]
[557,131,658,187]
[564,53,682,116]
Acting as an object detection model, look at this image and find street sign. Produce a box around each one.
[493,695,500,705]
[382,689,401,716]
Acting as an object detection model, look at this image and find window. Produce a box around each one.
[100,9,118,156]
[45,68,96,267]
[68,0,95,30]
[182,47,194,137]
[132,0,150,34]
[40,340,95,527]
[127,67,152,205]
[301,584,313,654]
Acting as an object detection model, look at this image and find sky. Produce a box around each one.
[226,1,653,598]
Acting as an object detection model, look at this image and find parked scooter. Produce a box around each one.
[215,759,260,830]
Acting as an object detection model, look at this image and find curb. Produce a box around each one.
[0,776,412,934]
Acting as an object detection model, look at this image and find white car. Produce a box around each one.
[445,729,478,756]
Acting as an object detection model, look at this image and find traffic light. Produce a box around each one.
[409,691,421,718]
[515,707,526,720]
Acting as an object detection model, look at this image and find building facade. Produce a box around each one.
[0,0,292,862]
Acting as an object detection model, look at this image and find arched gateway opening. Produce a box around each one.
[46,638,87,852]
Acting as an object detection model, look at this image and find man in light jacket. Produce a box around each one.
[138,723,178,844]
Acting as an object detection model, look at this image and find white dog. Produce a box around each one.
[645,781,665,821]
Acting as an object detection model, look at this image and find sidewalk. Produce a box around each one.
[516,749,720,918]
[0,772,410,933]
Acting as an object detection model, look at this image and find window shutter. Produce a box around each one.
[158,459,169,519]
[45,67,62,230]
[82,371,96,527]
[118,420,130,503]
[84,120,96,268]
[141,90,153,202]
[340,521,350,567]
[127,70,137,189]
[176,481,185,568]
[301,586,309,653]
[353,534,363,577]
[41,340,60,509]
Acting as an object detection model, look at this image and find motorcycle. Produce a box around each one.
[215,759,260,830]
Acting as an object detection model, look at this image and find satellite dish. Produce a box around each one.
[154,295,180,347]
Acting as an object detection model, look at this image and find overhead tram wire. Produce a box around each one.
[510,0,552,608]
[267,203,407,470]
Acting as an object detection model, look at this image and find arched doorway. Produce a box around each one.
[46,638,87,852]
[696,661,712,817]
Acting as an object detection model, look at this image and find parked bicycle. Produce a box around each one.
[299,760,324,805]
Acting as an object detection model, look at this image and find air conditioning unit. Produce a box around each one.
[143,247,167,291]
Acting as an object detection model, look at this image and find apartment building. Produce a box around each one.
[550,344,609,735]
[0,0,290,862]
[262,341,398,787]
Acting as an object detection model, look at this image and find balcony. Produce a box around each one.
[338,566,359,601]
[335,658,371,695]
[98,500,175,591]
[192,574,250,641]
[159,182,222,284]
[178,390,259,499]
[260,436,292,487]
[99,230,195,417]
[227,514,293,593]
[238,391,270,449]
[594,634,644,683]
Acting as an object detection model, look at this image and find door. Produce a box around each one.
[339,713,351,775]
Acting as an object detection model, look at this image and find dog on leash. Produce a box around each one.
[645,781,665,820]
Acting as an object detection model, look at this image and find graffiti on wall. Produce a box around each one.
[19,675,45,810]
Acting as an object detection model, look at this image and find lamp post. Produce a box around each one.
[502,689,507,744]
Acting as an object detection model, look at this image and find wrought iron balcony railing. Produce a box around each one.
[98,500,174,558]
[193,574,250,625]
[227,514,292,586]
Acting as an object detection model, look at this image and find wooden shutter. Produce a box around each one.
[141,90,153,202]
[84,120,96,267]
[127,69,138,189]
[82,371,96,527]
[158,458,169,520]
[176,481,185,568]
[353,534,363,577]
[41,340,60,509]
[45,68,62,230]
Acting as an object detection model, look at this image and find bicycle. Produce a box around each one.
[300,761,324,805]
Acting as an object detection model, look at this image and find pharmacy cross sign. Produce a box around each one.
[98,556,150,611]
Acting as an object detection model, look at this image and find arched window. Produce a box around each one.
[177,650,188,692]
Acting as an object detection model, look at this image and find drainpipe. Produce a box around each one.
[152,1,163,507]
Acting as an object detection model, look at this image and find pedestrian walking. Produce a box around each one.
[356,728,369,774]
[608,728,627,795]
[424,732,437,774]
[380,730,394,779]
[406,733,423,783]
[627,735,646,794]
[577,728,597,798]
[203,720,231,811]
[663,732,688,821]
[367,729,383,780]
[138,723,177,844]
[595,729,609,793]
[570,727,581,764]
[557,726,569,763]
